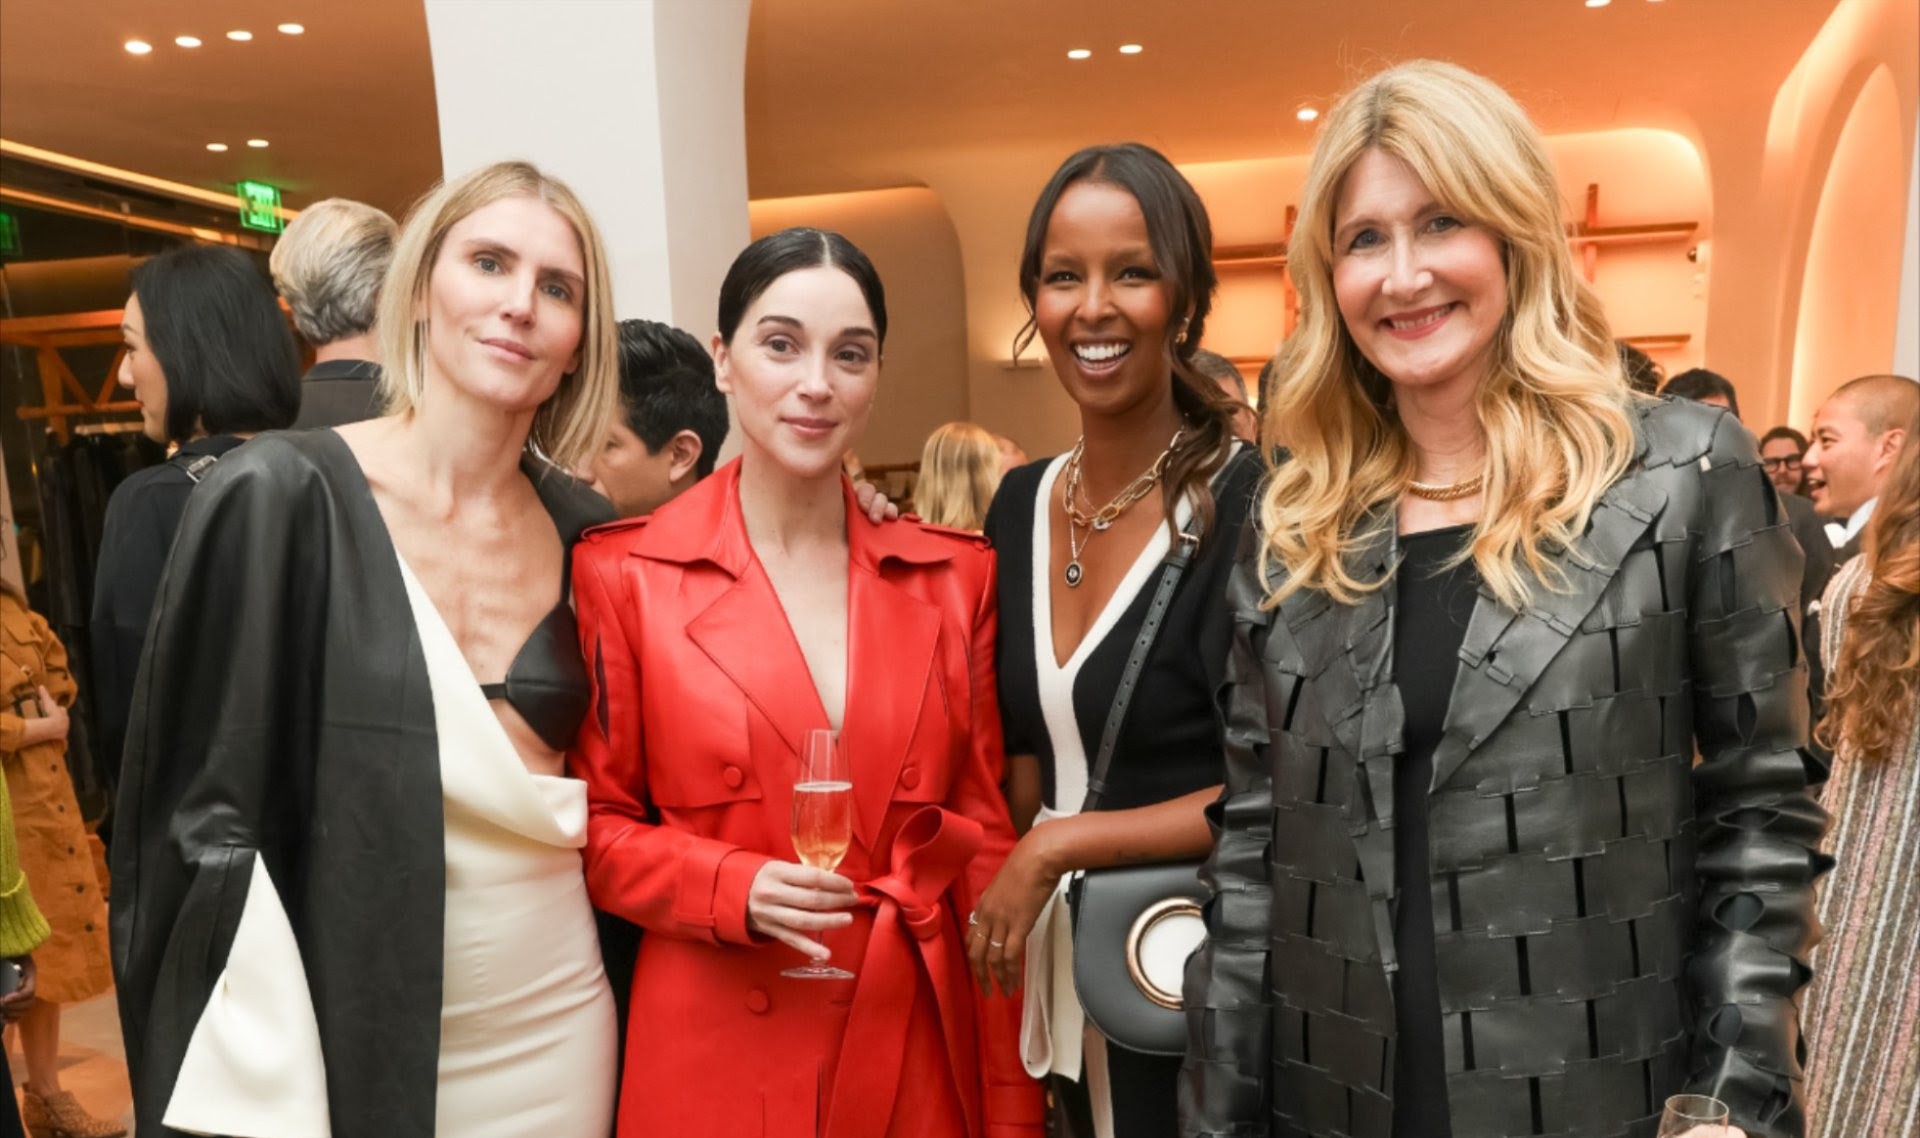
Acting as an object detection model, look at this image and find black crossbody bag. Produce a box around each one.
[1068,515,1209,1057]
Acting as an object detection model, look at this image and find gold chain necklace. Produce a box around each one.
[1060,428,1183,588]
[1406,473,1485,501]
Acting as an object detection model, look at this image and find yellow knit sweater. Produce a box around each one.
[0,759,51,958]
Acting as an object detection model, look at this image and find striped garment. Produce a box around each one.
[1802,554,1920,1138]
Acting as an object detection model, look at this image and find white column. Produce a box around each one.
[1895,125,1920,378]
[422,0,751,335]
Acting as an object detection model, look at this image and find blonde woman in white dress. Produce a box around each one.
[112,160,621,1137]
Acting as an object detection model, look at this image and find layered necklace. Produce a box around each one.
[1060,428,1183,588]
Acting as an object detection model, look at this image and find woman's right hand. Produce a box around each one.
[746,861,858,960]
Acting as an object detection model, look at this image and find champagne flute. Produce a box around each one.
[783,728,855,980]
[1657,1094,1731,1137]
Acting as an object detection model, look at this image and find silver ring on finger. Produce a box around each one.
[989,939,1006,949]
[968,910,980,926]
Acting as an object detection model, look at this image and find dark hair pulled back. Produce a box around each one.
[717,227,887,348]
[1015,143,1237,545]
[130,244,301,442]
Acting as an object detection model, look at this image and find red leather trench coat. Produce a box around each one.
[571,460,1043,1138]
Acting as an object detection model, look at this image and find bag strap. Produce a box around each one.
[1081,514,1203,812]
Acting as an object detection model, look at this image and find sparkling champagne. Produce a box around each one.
[791,780,852,871]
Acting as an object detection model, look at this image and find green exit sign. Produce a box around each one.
[236,180,284,233]
[0,211,20,256]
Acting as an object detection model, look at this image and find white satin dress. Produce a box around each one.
[163,557,617,1137]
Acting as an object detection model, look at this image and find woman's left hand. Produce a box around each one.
[967,823,1064,997]
[853,481,900,524]
[0,955,36,1023]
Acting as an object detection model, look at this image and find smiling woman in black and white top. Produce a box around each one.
[970,142,1260,1138]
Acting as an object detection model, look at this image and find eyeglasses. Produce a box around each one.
[1761,455,1804,473]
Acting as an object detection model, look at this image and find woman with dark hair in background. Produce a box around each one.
[90,245,300,795]
[1185,61,1822,1138]
[969,143,1260,1137]
[1803,411,1920,1138]
[572,227,1040,1137]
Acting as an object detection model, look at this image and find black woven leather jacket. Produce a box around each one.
[1181,399,1827,1138]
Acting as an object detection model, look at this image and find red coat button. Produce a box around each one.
[745,988,770,1014]
[721,765,745,789]
[900,768,920,789]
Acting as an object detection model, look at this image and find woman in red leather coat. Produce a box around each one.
[571,227,1043,1138]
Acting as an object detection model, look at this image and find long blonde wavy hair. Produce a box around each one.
[377,161,619,473]
[1258,60,1637,611]
[916,421,1003,531]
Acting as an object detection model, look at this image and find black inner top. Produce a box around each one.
[1391,524,1480,1138]
[474,548,590,753]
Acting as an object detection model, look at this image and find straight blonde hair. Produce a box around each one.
[376,161,618,473]
[1259,60,1637,612]
[916,422,1003,531]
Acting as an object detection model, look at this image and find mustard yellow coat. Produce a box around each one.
[0,590,112,1004]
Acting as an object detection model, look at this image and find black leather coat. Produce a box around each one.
[1181,399,1826,1138]
[109,428,610,1137]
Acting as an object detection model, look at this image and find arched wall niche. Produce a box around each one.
[1787,64,1908,429]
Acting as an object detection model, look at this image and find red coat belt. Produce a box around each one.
[824,804,984,1138]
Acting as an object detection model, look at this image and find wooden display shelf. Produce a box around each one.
[0,308,138,442]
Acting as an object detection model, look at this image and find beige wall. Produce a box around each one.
[749,186,971,466]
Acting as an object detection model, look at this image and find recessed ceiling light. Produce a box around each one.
[124,39,154,54]
[1066,48,1092,60]
[1297,107,1320,122]
[1585,0,1611,7]
[1117,43,1144,55]
[277,23,305,35]
[227,29,253,41]
[206,143,229,152]
[247,139,269,148]
[175,35,202,48]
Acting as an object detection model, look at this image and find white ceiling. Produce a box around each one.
[0,0,1845,216]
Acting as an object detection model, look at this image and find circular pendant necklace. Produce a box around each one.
[1060,428,1183,588]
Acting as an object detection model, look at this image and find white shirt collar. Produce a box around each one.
[1836,497,1877,546]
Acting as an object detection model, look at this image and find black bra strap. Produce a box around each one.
[478,682,508,700]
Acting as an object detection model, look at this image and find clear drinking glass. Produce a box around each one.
[1657,1094,1732,1137]
[782,728,855,980]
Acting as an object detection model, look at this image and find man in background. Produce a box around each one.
[1191,348,1257,442]
[1662,367,1741,417]
[1804,373,1919,562]
[590,319,729,518]
[270,198,397,429]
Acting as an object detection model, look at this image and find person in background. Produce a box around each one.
[1803,373,1919,561]
[1185,61,1821,1138]
[1617,339,1663,395]
[1,580,112,1138]
[587,318,728,518]
[113,160,623,1137]
[271,197,398,429]
[1760,425,1811,497]
[916,421,1004,532]
[572,227,1041,1136]
[972,142,1260,1138]
[1803,411,1920,1138]
[1190,348,1257,441]
[1663,366,1741,417]
[90,245,301,797]
[995,433,1030,475]
[0,627,53,1138]
[1664,371,1833,622]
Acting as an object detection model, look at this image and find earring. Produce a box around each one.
[1176,317,1191,344]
